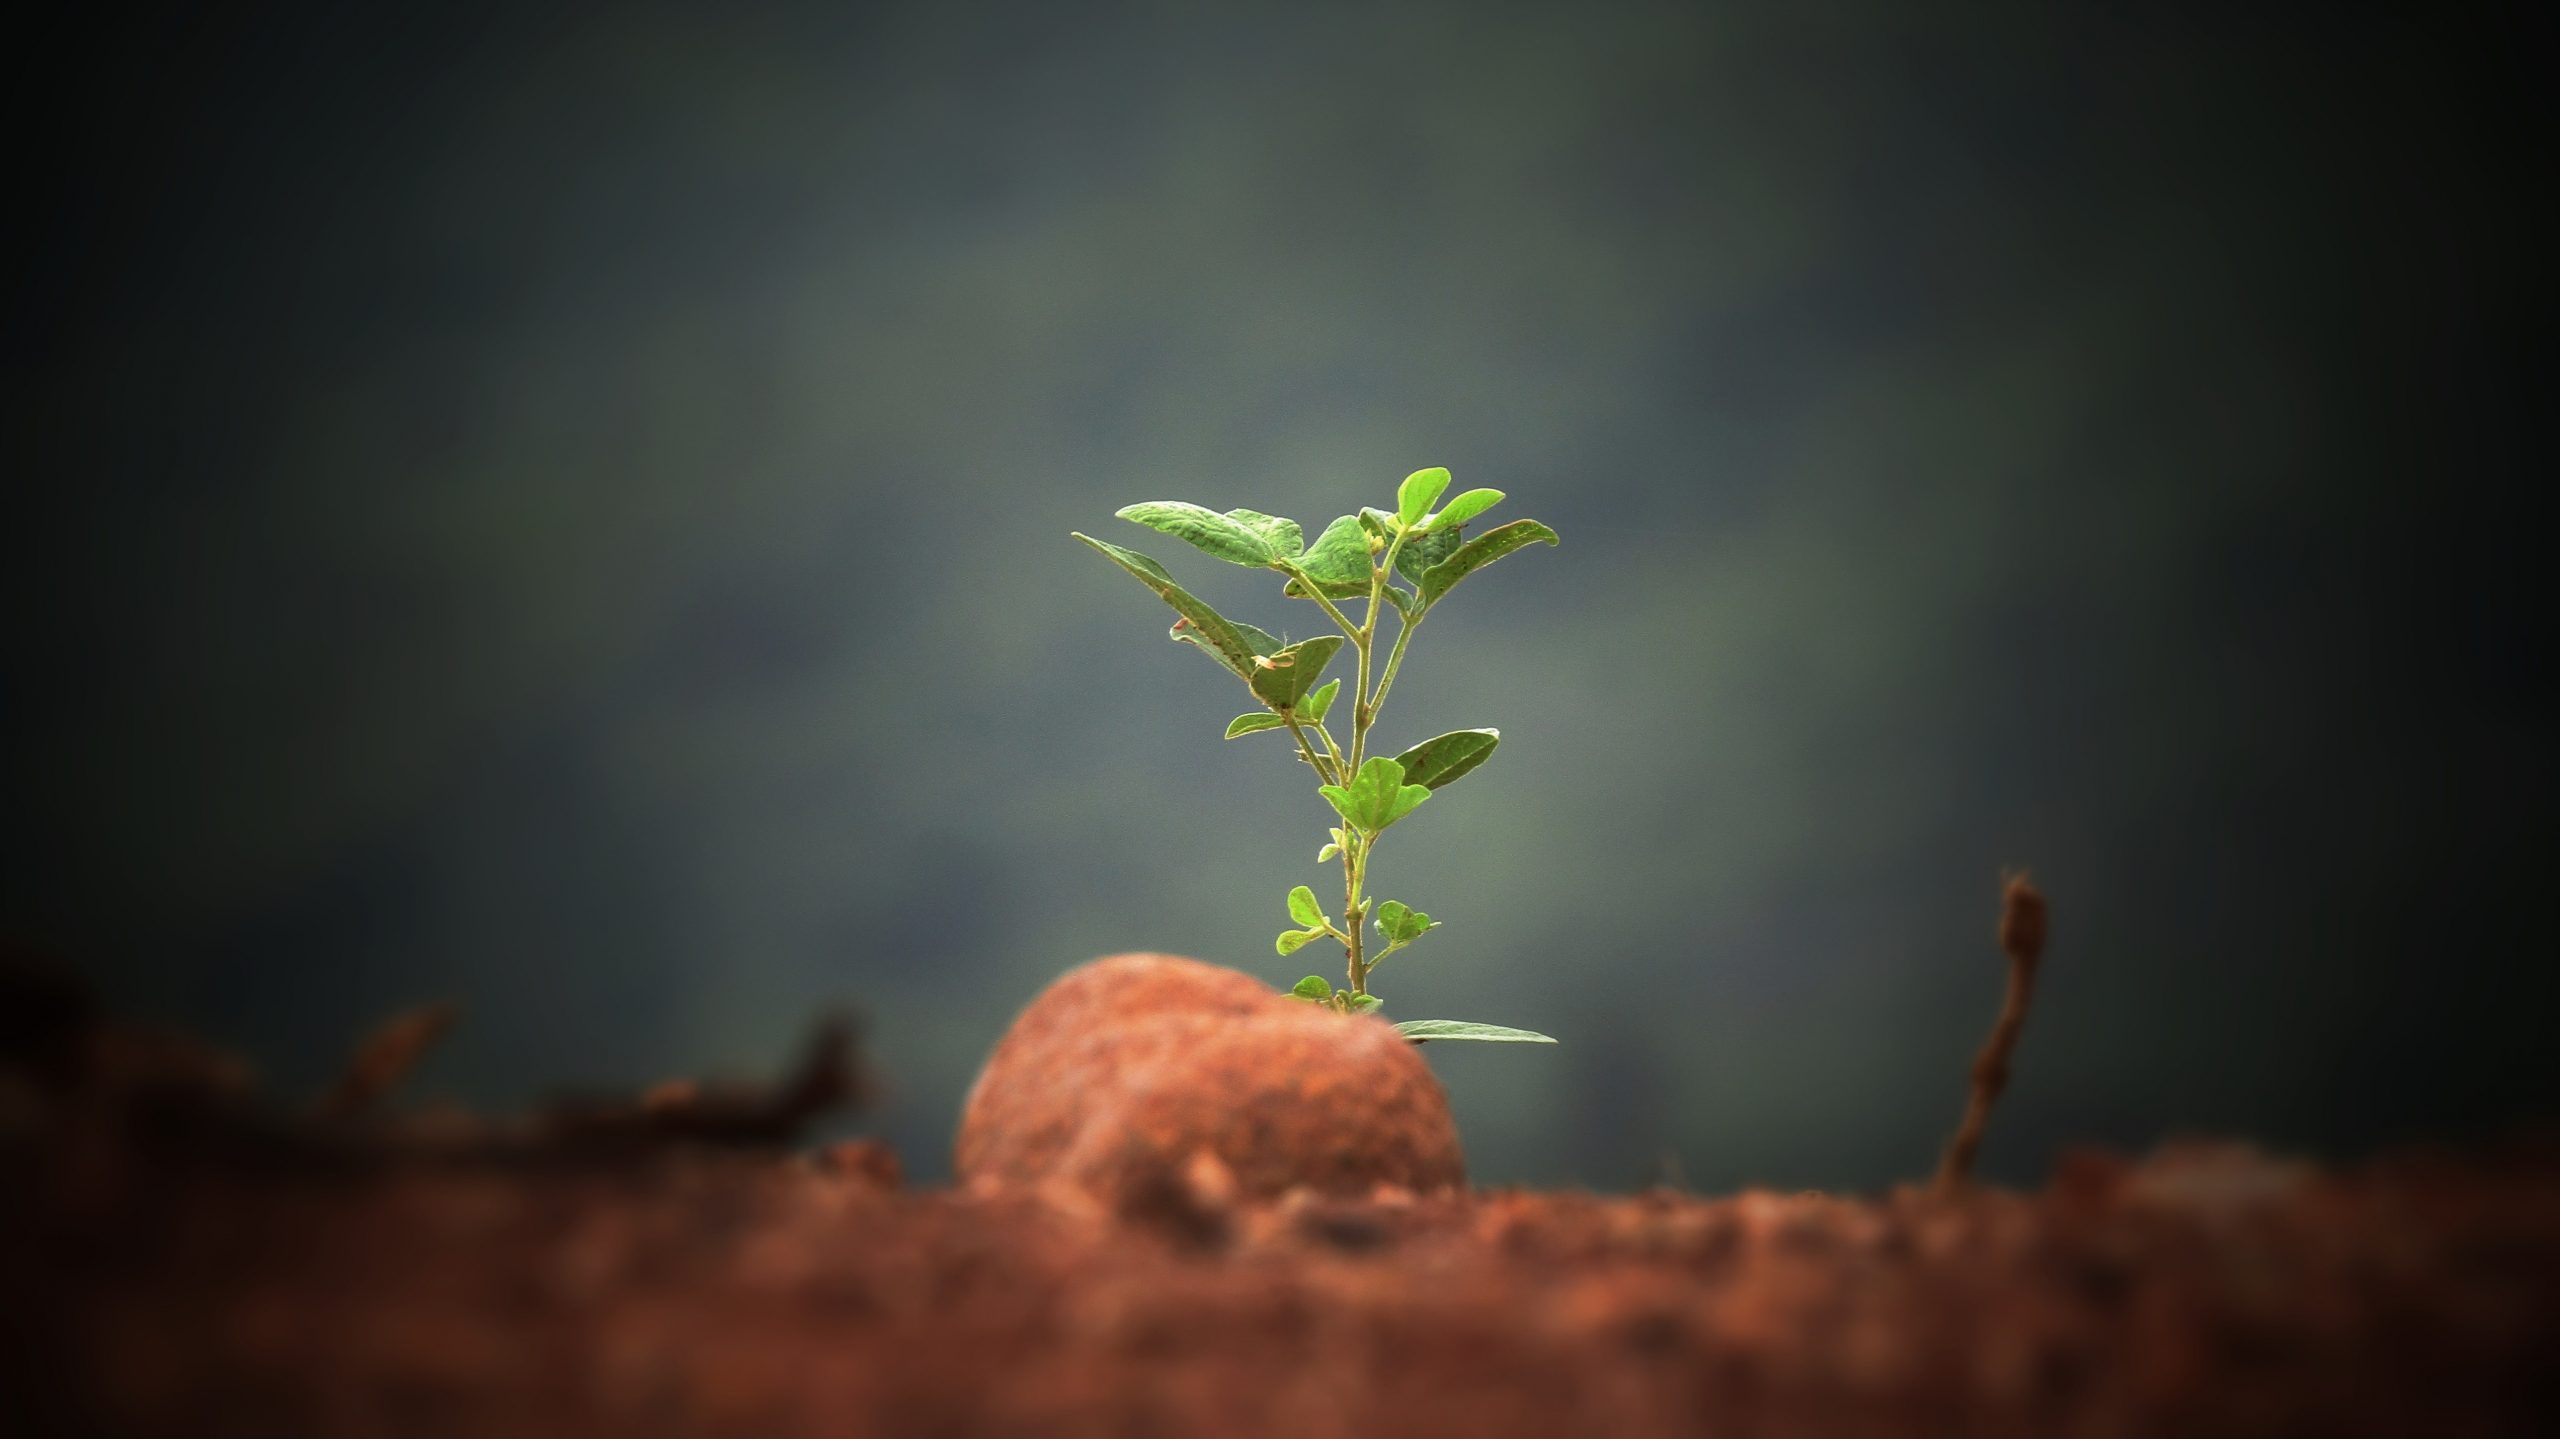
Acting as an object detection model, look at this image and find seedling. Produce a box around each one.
[1073,467,1560,1045]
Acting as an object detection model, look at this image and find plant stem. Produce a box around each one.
[1282,716,1337,785]
[1370,611,1420,718]
[1310,527,1424,1001]
[1274,560,1363,645]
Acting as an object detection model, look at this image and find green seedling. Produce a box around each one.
[1074,467,1560,1046]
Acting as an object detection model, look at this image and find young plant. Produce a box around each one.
[1073,467,1559,1045]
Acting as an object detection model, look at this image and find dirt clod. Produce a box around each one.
[956,954,1465,1204]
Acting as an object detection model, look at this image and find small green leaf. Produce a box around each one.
[1348,993,1384,1013]
[1291,974,1333,1000]
[1318,756,1433,834]
[1282,515,1373,599]
[1277,928,1323,956]
[1248,634,1345,712]
[1396,467,1451,528]
[1316,783,1361,827]
[1392,729,1500,790]
[1222,508,1303,558]
[1374,901,1437,946]
[1317,842,1340,862]
[1301,678,1340,724]
[1395,1019,1558,1044]
[1430,488,1503,529]
[1377,781,1431,830]
[1074,534,1265,680]
[1116,502,1279,567]
[1391,521,1464,587]
[1417,519,1560,607]
[1226,713,1287,739]
[1286,885,1324,927]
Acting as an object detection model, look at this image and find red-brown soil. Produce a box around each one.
[7,965,2557,1436]
[13,1122,2559,1434]
[957,953,1464,1203]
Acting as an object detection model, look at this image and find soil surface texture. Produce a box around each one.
[15,1127,2560,1435]
[7,965,2556,1436]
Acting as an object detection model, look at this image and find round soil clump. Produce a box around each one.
[956,952,1464,1203]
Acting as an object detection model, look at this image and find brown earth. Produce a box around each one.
[956,953,1465,1204]
[7,964,2559,1436]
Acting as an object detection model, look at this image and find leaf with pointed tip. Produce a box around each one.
[1429,488,1503,529]
[1075,534,1263,678]
[1277,929,1323,956]
[1348,993,1384,1013]
[1417,519,1560,607]
[1392,729,1500,791]
[1301,678,1340,724]
[1226,713,1287,739]
[1116,502,1278,566]
[1286,885,1324,927]
[1291,974,1333,1000]
[1248,634,1344,712]
[1395,1019,1557,1044]
[1282,515,1372,600]
[1397,467,1451,527]
[1317,842,1340,862]
[1222,508,1302,558]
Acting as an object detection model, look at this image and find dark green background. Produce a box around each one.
[8,2,2551,1190]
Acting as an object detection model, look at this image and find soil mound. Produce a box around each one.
[955,953,1465,1203]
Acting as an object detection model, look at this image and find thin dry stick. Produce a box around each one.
[315,1002,460,1122]
[1935,873,2049,1192]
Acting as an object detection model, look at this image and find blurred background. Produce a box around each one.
[6,0,2550,1191]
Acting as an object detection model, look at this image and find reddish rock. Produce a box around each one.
[955,953,1465,1203]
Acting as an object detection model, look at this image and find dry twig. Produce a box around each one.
[1935,873,2049,1192]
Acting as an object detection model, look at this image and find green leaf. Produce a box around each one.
[1286,885,1324,927]
[1417,519,1560,607]
[1394,1019,1558,1044]
[1348,993,1384,1013]
[1397,467,1451,528]
[1226,713,1287,739]
[1300,678,1340,724]
[1317,842,1340,862]
[1291,974,1333,1000]
[1277,928,1322,955]
[1221,508,1303,558]
[1429,488,1503,529]
[1316,756,1433,834]
[1391,729,1500,791]
[1374,901,1437,946]
[1282,515,1373,600]
[1074,534,1264,680]
[1391,521,1464,587]
[1115,502,1279,567]
[1248,634,1345,712]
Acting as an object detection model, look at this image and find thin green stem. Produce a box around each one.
[1369,609,1421,720]
[1343,829,1372,994]
[1282,715,1338,786]
[1273,560,1362,644]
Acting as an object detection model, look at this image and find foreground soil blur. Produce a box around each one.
[14,1127,2559,1435]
